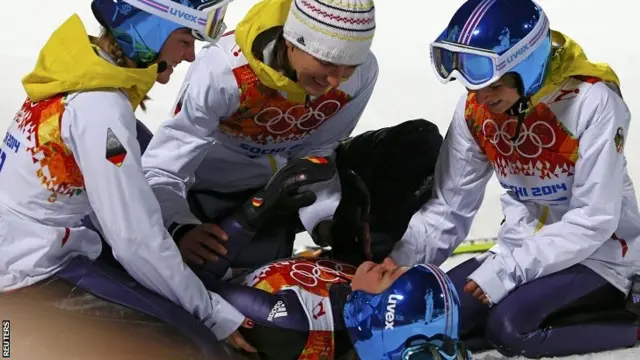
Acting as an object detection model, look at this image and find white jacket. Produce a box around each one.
[0,15,243,340]
[392,77,640,304]
[142,33,378,235]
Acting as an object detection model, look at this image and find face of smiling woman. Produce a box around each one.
[468,73,522,113]
[285,40,358,96]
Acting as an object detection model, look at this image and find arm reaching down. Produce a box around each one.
[142,45,238,232]
[209,279,311,359]
[390,95,494,266]
[62,90,243,340]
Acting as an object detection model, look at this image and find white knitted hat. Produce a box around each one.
[283,0,376,66]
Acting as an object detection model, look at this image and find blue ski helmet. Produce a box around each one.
[343,264,469,360]
[91,0,232,67]
[430,0,552,98]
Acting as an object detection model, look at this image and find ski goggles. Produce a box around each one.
[429,11,549,90]
[400,338,462,360]
[402,346,442,360]
[430,41,501,90]
[122,0,231,43]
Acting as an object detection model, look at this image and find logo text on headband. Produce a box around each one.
[169,8,198,22]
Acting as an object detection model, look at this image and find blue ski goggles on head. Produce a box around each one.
[430,41,500,90]
[429,10,549,91]
[123,0,231,43]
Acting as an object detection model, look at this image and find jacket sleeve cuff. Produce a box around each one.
[168,222,198,243]
[168,213,202,230]
[467,255,510,305]
[389,239,417,266]
[205,292,245,340]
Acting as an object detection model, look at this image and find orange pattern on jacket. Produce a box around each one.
[14,95,85,203]
[464,92,579,179]
[218,64,352,145]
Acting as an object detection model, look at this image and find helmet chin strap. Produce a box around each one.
[506,75,531,142]
[135,59,167,73]
[506,97,531,142]
[156,61,168,73]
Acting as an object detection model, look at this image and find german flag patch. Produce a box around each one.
[251,197,264,208]
[106,128,127,167]
[173,101,182,116]
[304,155,328,164]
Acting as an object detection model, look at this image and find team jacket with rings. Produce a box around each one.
[392,31,640,305]
[141,22,379,236]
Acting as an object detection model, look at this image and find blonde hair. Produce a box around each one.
[90,28,151,111]
[92,28,131,67]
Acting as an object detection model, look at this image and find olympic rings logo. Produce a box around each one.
[253,100,342,135]
[289,260,356,287]
[482,118,556,158]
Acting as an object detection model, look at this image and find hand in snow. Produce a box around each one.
[178,224,228,265]
[464,280,490,305]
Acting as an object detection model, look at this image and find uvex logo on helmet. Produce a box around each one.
[506,43,530,64]
[169,8,198,22]
[385,294,402,330]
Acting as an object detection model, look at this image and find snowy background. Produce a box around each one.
[1,0,638,358]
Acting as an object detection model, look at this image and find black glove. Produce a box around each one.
[235,156,336,230]
[329,167,373,265]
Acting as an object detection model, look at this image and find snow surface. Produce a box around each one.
[1,0,639,358]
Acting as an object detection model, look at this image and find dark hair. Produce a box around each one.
[501,73,522,92]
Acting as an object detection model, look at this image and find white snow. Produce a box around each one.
[1,0,638,358]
